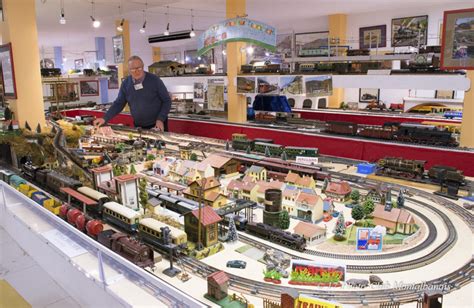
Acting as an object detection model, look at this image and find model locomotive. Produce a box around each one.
[231,133,319,159]
[21,162,82,194]
[325,121,458,147]
[246,222,307,251]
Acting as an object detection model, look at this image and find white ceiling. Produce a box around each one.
[35,0,473,49]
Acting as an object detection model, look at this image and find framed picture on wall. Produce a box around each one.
[359,88,380,102]
[0,43,17,99]
[359,25,387,49]
[441,8,474,70]
[113,35,124,64]
[107,65,119,89]
[80,80,99,96]
[435,90,455,99]
[391,15,428,47]
[74,59,84,70]
[295,31,329,57]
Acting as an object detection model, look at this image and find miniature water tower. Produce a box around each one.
[263,189,283,228]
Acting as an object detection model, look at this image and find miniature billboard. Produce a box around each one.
[356,227,384,251]
[197,17,276,56]
[290,260,346,287]
[296,156,319,166]
[295,295,343,308]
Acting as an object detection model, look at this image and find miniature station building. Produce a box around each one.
[372,204,417,235]
[206,271,230,301]
[293,221,326,245]
[324,181,352,202]
[183,177,228,208]
[184,206,222,247]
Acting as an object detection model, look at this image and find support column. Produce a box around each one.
[226,0,247,123]
[95,37,108,103]
[115,20,131,84]
[460,71,474,147]
[328,14,346,109]
[53,46,63,73]
[152,47,161,63]
[2,0,45,128]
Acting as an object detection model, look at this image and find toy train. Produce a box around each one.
[21,162,83,195]
[325,121,458,147]
[246,222,307,251]
[231,133,319,159]
[376,157,465,185]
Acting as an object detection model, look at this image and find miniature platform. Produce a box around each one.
[64,109,474,176]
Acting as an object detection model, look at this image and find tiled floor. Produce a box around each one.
[0,226,81,308]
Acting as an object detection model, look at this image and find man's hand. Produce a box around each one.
[155,120,164,131]
[93,118,105,128]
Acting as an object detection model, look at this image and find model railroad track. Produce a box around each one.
[50,121,93,181]
[179,253,473,305]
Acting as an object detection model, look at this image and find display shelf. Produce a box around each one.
[63,109,474,176]
[285,53,419,63]
[0,183,205,308]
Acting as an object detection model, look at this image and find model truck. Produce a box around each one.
[98,229,155,269]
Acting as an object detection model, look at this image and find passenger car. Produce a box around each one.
[226,260,247,269]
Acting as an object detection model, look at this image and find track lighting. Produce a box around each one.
[59,0,66,24]
[117,18,124,32]
[189,9,195,37]
[246,46,254,55]
[222,50,227,56]
[140,21,147,34]
[164,23,170,36]
[90,0,100,28]
[164,6,170,35]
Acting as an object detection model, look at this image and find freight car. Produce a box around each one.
[246,222,306,252]
[428,165,465,186]
[325,121,358,136]
[59,204,104,238]
[98,229,155,268]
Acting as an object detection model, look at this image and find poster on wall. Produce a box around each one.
[80,80,99,96]
[279,76,303,95]
[391,15,428,47]
[237,76,256,94]
[295,31,329,57]
[207,78,225,111]
[304,76,332,97]
[193,82,205,103]
[112,35,124,64]
[107,65,119,89]
[0,43,17,98]
[257,76,279,95]
[277,33,293,58]
[359,25,387,49]
[359,88,380,102]
[441,8,474,70]
[356,228,384,251]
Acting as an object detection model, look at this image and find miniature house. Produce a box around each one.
[184,206,222,247]
[115,174,140,210]
[201,154,240,177]
[295,192,323,223]
[372,204,417,235]
[183,177,227,208]
[246,165,267,181]
[207,271,229,301]
[285,171,316,189]
[324,181,352,202]
[293,221,326,245]
[90,165,113,189]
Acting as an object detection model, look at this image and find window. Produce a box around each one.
[288,98,295,107]
[303,99,313,109]
[208,224,216,241]
[318,98,327,109]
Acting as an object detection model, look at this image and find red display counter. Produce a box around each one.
[65,110,474,176]
[293,109,460,126]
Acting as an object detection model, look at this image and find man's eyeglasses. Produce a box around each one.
[130,67,143,72]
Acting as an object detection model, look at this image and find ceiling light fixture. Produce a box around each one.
[189,9,195,37]
[90,1,100,28]
[222,50,226,56]
[246,46,254,55]
[117,18,124,32]
[59,0,66,24]
[140,2,147,34]
[164,6,170,35]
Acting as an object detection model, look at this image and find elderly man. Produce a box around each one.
[93,55,171,131]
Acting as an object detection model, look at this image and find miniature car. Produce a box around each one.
[226,260,247,269]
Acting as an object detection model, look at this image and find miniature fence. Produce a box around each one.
[263,298,281,308]
[402,226,422,245]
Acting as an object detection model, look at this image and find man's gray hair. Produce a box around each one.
[128,55,144,66]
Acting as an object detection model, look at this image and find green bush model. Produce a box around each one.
[289,267,343,287]
[362,198,375,216]
[351,205,365,221]
[279,211,290,230]
[263,269,282,284]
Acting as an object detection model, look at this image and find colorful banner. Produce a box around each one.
[197,17,276,56]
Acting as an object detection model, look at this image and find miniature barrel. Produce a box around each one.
[264,189,282,212]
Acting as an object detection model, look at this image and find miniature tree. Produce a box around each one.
[7,121,13,131]
[24,121,31,131]
[225,140,230,151]
[115,143,126,153]
[281,150,288,161]
[128,132,134,140]
[156,141,162,150]
[146,154,155,161]
[227,215,239,242]
[397,190,405,208]
[278,210,290,230]
[129,164,137,175]
[190,153,198,161]
[350,189,360,204]
[362,198,375,217]
[112,164,122,176]
[246,145,251,154]
[139,178,148,213]
[333,213,346,240]
[264,146,271,157]
[351,205,365,222]
[322,178,329,193]
[36,123,42,134]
